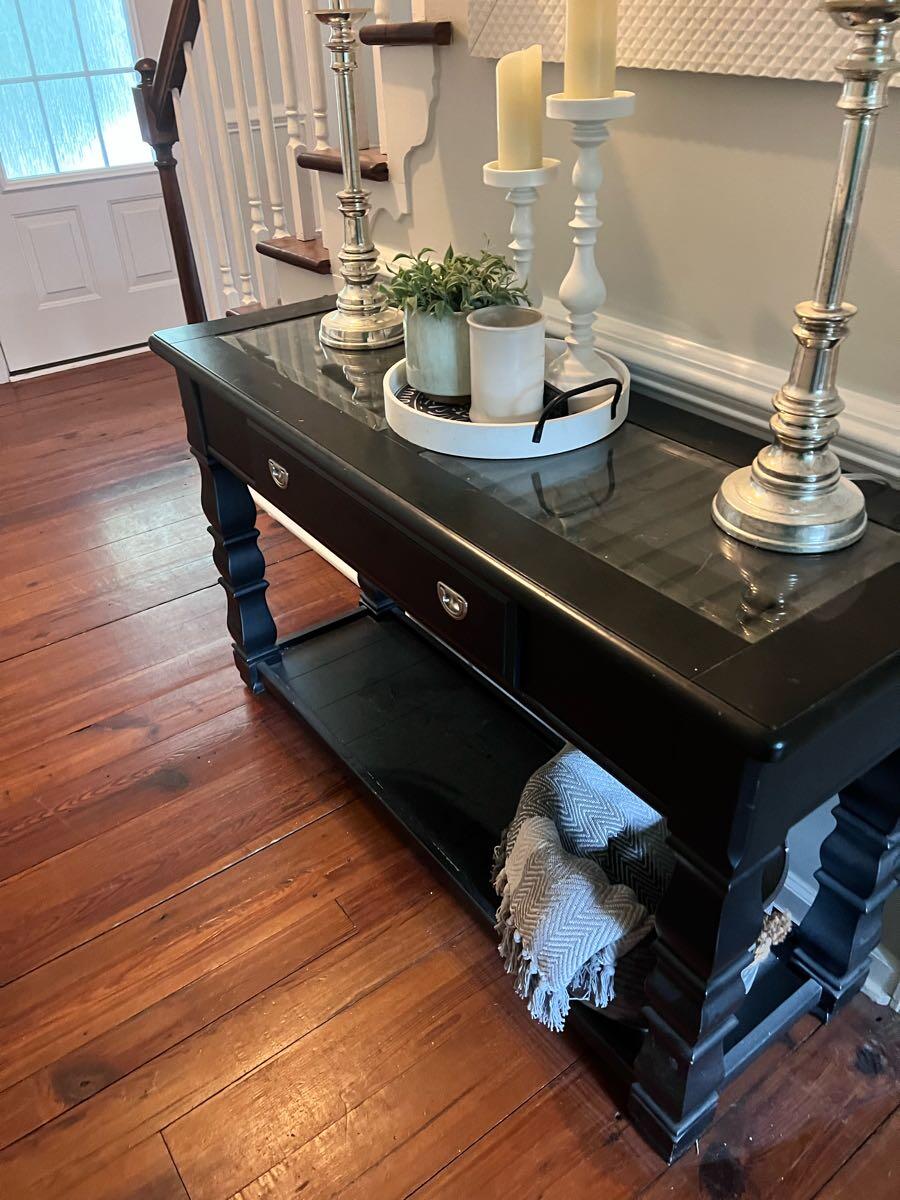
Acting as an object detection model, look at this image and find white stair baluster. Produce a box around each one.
[303,5,330,151]
[192,7,258,307]
[373,0,390,22]
[221,0,271,266]
[271,0,317,239]
[244,0,288,241]
[172,83,221,313]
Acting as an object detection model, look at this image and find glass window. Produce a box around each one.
[73,0,133,72]
[90,70,150,168]
[40,76,104,171]
[0,81,56,177]
[0,0,149,181]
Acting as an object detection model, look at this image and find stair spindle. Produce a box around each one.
[194,3,259,308]
[272,0,318,240]
[172,82,221,312]
[182,40,243,312]
[221,0,273,300]
[244,0,288,241]
[302,4,330,152]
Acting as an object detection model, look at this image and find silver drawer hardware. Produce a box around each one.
[437,581,468,621]
[268,459,289,490]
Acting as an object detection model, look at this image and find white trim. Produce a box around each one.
[1,163,157,193]
[7,344,150,381]
[225,106,289,136]
[778,868,899,1008]
[865,947,900,1010]
[778,869,818,920]
[543,301,899,482]
[249,488,359,585]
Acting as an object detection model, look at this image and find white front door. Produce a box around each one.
[0,0,183,373]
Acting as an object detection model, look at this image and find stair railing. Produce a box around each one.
[135,0,323,320]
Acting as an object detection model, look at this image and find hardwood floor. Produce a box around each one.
[0,352,896,1200]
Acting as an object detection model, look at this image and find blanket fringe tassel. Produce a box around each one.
[495,903,617,1033]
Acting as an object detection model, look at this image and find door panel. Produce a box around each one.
[110,195,176,292]
[0,171,183,371]
[14,206,98,305]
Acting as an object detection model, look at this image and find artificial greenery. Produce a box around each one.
[381,246,528,318]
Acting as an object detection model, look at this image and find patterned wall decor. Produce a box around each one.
[468,1,857,85]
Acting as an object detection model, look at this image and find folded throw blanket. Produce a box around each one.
[492,746,675,1032]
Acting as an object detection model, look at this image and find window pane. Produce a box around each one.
[0,80,55,178]
[40,76,104,171]
[73,0,134,71]
[91,70,149,166]
[0,1,28,81]
[20,0,82,74]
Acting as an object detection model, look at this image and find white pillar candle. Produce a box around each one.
[496,44,543,171]
[564,0,617,99]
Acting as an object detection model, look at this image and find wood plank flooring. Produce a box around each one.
[0,352,896,1199]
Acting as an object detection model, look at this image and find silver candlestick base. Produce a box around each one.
[313,3,403,350]
[713,0,898,554]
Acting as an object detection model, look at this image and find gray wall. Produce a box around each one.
[373,0,899,405]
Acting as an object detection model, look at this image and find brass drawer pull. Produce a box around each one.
[268,459,289,490]
[437,581,468,621]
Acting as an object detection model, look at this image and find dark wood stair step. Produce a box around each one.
[359,20,452,47]
[225,301,264,317]
[256,236,332,275]
[297,148,389,182]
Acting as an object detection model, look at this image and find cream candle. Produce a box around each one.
[564,0,617,99]
[496,44,543,171]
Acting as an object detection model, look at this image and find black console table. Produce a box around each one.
[152,299,899,1163]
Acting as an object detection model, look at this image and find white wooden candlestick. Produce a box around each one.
[483,157,559,305]
[545,91,634,404]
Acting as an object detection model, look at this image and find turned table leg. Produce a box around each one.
[196,450,280,693]
[790,749,900,1017]
[628,834,781,1161]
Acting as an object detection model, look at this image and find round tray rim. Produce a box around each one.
[383,341,630,460]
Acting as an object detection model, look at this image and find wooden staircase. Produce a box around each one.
[135,3,453,324]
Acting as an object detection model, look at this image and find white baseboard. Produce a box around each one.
[542,301,899,482]
[778,869,900,1009]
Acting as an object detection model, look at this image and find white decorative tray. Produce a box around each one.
[383,338,629,460]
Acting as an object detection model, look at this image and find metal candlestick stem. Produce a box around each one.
[544,91,635,407]
[482,157,560,305]
[713,0,899,553]
[313,3,403,350]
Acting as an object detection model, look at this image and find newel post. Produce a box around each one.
[134,58,207,324]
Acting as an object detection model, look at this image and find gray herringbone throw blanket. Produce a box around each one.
[493,746,675,1032]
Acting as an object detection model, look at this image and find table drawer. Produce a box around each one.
[253,430,516,680]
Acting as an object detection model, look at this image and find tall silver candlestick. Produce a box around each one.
[313,2,403,350]
[713,1,898,553]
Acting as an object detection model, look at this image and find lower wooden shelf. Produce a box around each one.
[260,607,822,1098]
[261,608,559,913]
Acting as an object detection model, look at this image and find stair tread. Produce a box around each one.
[256,236,332,275]
[359,20,452,47]
[297,148,389,183]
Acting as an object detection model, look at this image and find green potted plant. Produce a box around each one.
[381,247,527,398]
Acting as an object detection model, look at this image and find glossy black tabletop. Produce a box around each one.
[223,311,899,648]
[152,299,899,741]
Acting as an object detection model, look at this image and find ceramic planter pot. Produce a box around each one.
[404,309,471,398]
[467,305,546,424]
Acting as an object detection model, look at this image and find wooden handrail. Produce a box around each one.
[134,56,206,324]
[150,0,200,130]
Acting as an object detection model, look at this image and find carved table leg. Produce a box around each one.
[790,749,900,1018]
[629,835,779,1161]
[196,450,280,693]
